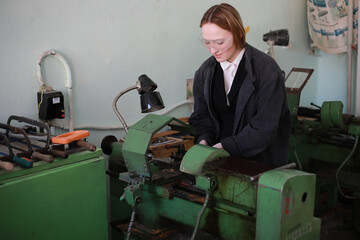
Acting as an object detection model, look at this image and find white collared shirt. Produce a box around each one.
[220,48,245,95]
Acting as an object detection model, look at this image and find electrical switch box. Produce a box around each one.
[37,91,65,120]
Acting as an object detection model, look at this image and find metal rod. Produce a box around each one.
[347,0,353,114]
[250,162,297,182]
[310,102,321,109]
[356,0,360,116]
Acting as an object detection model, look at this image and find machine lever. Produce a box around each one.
[310,102,321,109]
[250,162,296,182]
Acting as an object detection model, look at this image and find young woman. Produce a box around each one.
[188,3,291,166]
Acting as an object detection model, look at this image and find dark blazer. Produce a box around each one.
[188,43,291,166]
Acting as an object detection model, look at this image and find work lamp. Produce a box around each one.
[112,74,165,133]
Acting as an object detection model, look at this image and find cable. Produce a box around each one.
[336,135,359,200]
[191,192,210,240]
[126,205,136,240]
[37,86,46,119]
[36,49,74,131]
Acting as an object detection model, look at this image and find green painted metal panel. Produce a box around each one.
[289,134,360,169]
[130,113,196,135]
[320,101,333,128]
[130,114,174,133]
[0,153,108,240]
[122,128,152,176]
[329,101,345,129]
[109,141,124,162]
[286,93,300,127]
[204,168,257,210]
[135,184,256,239]
[122,114,195,177]
[256,169,320,240]
[288,127,360,215]
[180,145,230,175]
[348,124,360,136]
[321,101,346,130]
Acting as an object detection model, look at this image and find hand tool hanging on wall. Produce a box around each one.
[6,115,65,159]
[0,123,53,163]
[0,132,31,169]
[0,132,15,170]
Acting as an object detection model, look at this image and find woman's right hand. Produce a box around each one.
[199,139,208,145]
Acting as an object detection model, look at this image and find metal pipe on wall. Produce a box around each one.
[347,0,353,114]
[356,0,360,116]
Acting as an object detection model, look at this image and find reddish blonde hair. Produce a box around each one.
[200,3,246,49]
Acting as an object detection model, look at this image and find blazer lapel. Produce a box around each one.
[233,50,255,135]
[204,59,217,105]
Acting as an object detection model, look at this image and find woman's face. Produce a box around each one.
[201,23,241,63]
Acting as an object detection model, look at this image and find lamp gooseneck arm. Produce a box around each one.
[112,85,138,133]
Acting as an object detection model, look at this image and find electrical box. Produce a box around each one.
[37,91,65,120]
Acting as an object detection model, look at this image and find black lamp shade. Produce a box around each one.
[138,74,158,94]
[140,91,165,113]
[263,29,289,46]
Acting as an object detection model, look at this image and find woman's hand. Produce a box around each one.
[199,139,208,145]
[212,143,223,149]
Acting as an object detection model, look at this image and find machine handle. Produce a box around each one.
[76,139,96,151]
[12,156,33,169]
[0,160,14,171]
[32,151,54,163]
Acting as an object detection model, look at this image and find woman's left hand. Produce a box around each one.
[212,143,223,149]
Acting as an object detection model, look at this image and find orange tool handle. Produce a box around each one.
[52,130,90,145]
[0,160,14,171]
